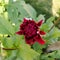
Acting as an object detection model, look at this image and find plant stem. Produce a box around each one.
[2,48,17,50]
[0,47,17,50]
[0,41,17,50]
[48,17,60,32]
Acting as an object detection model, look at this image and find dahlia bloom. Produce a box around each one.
[16,18,46,45]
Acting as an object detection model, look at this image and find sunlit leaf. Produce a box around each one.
[0,16,15,35]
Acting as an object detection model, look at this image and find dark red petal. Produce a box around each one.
[16,31,23,35]
[25,37,35,45]
[24,18,28,22]
[37,20,43,26]
[34,35,45,45]
[25,39,34,45]
[40,31,46,35]
[37,36,45,45]
[37,39,45,45]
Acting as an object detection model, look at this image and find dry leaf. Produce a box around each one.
[47,41,60,52]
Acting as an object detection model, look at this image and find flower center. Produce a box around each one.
[24,23,38,38]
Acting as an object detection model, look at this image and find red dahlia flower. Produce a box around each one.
[16,18,46,45]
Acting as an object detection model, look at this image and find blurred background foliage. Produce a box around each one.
[25,0,60,19]
[25,0,52,19]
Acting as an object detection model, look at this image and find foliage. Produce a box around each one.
[0,0,60,60]
[57,9,60,29]
[25,0,52,19]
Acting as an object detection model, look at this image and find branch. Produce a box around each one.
[0,47,17,50]
[48,17,60,32]
[2,48,17,50]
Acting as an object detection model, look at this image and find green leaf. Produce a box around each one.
[49,27,60,38]
[6,4,19,23]
[37,14,45,21]
[2,37,14,48]
[46,16,55,23]
[40,17,54,32]
[0,6,5,14]
[14,0,37,19]
[18,44,39,60]
[47,50,60,59]
[40,23,49,32]
[6,0,36,23]
[33,42,45,53]
[40,22,53,32]
[2,35,39,60]
[14,35,39,60]
[0,16,15,35]
[4,50,17,60]
[55,50,60,58]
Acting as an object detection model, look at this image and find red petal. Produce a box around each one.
[25,39,34,45]
[37,20,43,26]
[24,18,28,22]
[37,39,45,45]
[16,31,23,35]
[34,35,45,45]
[40,31,46,35]
[25,37,35,45]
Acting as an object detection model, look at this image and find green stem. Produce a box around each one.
[2,48,17,50]
[48,17,60,32]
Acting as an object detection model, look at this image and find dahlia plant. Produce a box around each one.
[16,18,45,45]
